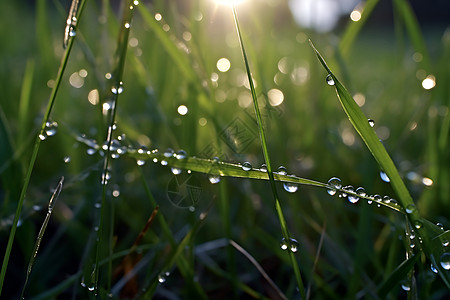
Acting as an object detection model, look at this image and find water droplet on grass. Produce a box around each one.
[327,177,342,195]
[171,167,182,175]
[277,166,287,175]
[87,148,96,155]
[436,223,444,230]
[406,204,416,214]
[356,187,366,197]
[64,156,71,163]
[283,182,298,193]
[175,150,187,159]
[326,74,335,86]
[164,148,174,157]
[431,264,438,273]
[241,162,252,171]
[380,170,390,182]
[280,237,299,252]
[442,240,449,247]
[414,220,423,229]
[111,81,124,94]
[368,119,375,127]
[158,273,167,283]
[401,282,411,291]
[208,175,220,184]
[137,159,145,166]
[45,121,58,136]
[260,164,267,172]
[440,253,450,270]
[39,133,47,141]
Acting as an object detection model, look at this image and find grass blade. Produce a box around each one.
[94,0,135,294]
[378,253,420,298]
[232,6,305,299]
[339,0,380,56]
[309,40,450,289]
[0,0,87,294]
[20,177,64,299]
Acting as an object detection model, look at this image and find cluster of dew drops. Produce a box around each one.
[326,176,400,207]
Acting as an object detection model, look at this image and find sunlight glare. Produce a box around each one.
[215,0,245,6]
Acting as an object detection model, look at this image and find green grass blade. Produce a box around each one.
[93,0,135,294]
[393,0,430,70]
[378,253,420,298]
[20,177,64,299]
[137,4,196,82]
[232,6,305,299]
[339,0,380,56]
[310,40,450,289]
[0,0,87,294]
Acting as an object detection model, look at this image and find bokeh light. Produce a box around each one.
[177,105,188,115]
[217,58,231,72]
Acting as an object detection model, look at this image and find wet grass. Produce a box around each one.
[0,0,449,299]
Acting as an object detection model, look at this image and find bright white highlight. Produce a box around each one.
[217,58,231,72]
[177,105,188,115]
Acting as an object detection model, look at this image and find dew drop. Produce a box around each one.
[277,166,287,175]
[137,159,145,166]
[368,119,375,127]
[326,74,335,86]
[64,156,71,163]
[241,162,252,171]
[45,121,58,136]
[401,282,411,291]
[175,150,187,160]
[431,263,438,274]
[280,237,299,253]
[356,187,366,197]
[87,148,96,155]
[280,238,289,250]
[289,238,300,253]
[158,273,167,283]
[111,81,124,94]
[405,204,416,214]
[442,240,449,247]
[283,182,298,193]
[380,170,390,182]
[260,164,267,172]
[348,194,359,204]
[161,160,168,166]
[327,177,342,196]
[373,194,382,202]
[436,223,444,231]
[208,175,221,184]
[171,167,182,175]
[39,133,48,141]
[383,196,391,203]
[414,220,423,229]
[440,253,450,270]
[137,145,148,154]
[88,286,95,292]
[164,148,174,158]
[94,202,101,209]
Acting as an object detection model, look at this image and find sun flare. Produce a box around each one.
[214,0,245,6]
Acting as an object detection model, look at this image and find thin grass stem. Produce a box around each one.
[0,0,86,294]
[231,6,306,299]
[20,177,64,299]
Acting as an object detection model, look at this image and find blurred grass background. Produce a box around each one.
[0,0,449,298]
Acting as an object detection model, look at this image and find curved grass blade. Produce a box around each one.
[20,177,64,299]
[339,0,380,56]
[393,0,430,70]
[232,6,305,299]
[309,40,450,289]
[0,0,87,295]
[378,253,420,298]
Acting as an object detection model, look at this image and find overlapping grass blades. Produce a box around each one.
[0,0,87,295]
[231,6,306,299]
[310,40,450,289]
